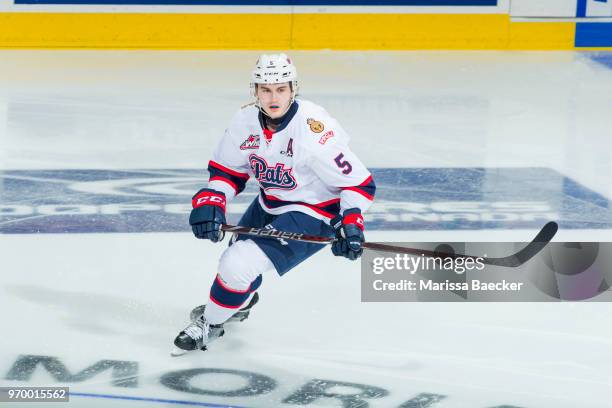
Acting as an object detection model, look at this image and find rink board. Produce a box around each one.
[0,13,581,50]
[1,167,611,233]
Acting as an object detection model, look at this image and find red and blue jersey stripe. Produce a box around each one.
[208,160,250,195]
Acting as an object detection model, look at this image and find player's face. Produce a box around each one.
[256,83,292,119]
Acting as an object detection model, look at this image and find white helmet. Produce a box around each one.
[251,53,298,89]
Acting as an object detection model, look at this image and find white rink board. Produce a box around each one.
[510,0,576,17]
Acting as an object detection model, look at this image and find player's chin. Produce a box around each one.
[265,107,283,118]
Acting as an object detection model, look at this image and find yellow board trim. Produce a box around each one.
[294,13,510,50]
[507,21,575,50]
[0,12,590,50]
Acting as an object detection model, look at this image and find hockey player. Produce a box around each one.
[174,54,376,353]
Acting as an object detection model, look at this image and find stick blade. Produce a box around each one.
[486,221,559,267]
[533,221,559,243]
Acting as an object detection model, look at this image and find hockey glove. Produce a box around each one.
[331,208,365,261]
[189,188,226,242]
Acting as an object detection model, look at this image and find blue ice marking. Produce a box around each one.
[1,168,610,233]
[70,392,248,407]
[587,52,612,69]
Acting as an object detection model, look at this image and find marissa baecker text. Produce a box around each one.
[373,279,524,292]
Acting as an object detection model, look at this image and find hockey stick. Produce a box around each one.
[221,221,558,268]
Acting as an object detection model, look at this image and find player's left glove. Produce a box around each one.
[331,208,365,261]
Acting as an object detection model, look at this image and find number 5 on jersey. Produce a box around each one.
[334,153,353,175]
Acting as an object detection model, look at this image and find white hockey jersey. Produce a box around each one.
[207,99,375,223]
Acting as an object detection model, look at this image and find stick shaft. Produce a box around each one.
[221,221,558,268]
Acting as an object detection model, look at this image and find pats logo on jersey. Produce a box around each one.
[240,134,260,150]
[249,154,297,191]
[307,118,325,133]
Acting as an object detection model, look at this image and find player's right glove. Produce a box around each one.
[331,208,365,261]
[189,188,226,242]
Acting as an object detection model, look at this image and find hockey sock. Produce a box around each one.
[206,274,262,325]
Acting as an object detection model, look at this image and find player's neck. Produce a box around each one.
[264,114,282,131]
[258,101,298,134]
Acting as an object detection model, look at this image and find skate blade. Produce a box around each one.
[170,347,188,357]
[170,345,208,357]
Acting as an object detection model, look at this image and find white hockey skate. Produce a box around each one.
[171,315,225,357]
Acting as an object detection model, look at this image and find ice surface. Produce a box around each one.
[1,51,612,408]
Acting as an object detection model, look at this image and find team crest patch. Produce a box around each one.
[240,134,260,150]
[307,118,325,133]
[249,154,297,191]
